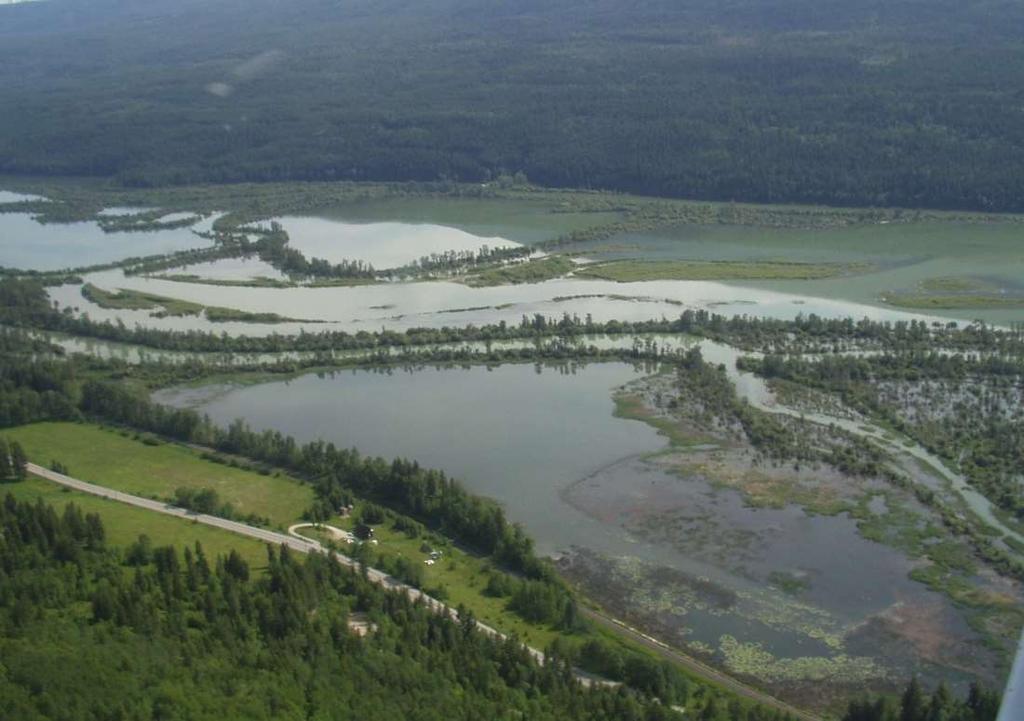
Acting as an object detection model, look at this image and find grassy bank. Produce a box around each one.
[81,282,320,323]
[879,293,1024,310]
[82,283,203,316]
[157,273,379,289]
[465,255,575,286]
[576,259,868,282]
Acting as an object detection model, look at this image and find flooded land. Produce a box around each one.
[6,3,1024,718]
[4,183,1023,712]
[259,216,521,269]
[559,221,1024,325]
[151,356,1019,709]
[0,209,219,270]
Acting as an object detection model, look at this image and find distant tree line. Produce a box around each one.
[3,277,1023,357]
[396,245,535,275]
[2,0,1024,212]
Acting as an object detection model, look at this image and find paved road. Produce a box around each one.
[28,464,546,662]
[288,522,357,545]
[29,463,821,713]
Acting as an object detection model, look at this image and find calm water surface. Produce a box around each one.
[153,361,981,681]
[0,190,46,203]
[566,222,1024,324]
[164,256,287,281]
[262,216,520,269]
[0,212,216,270]
[156,363,663,555]
[50,268,958,337]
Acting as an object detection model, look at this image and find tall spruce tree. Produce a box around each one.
[10,441,27,480]
[0,438,12,480]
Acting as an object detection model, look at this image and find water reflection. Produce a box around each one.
[0,212,217,270]
[260,216,520,269]
[50,269,959,337]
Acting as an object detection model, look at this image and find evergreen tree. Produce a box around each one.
[925,683,953,721]
[840,677,1000,721]
[901,678,927,721]
[966,681,1000,721]
[10,441,26,480]
[0,438,12,480]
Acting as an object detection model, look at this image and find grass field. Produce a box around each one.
[879,293,1024,310]
[1,475,272,571]
[4,422,560,644]
[919,276,993,293]
[3,421,565,646]
[465,255,575,286]
[81,282,314,322]
[575,259,865,282]
[82,283,204,315]
[878,273,1024,309]
[3,422,313,528]
[300,513,565,650]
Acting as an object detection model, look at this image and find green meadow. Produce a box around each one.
[2,475,271,571]
[3,422,313,528]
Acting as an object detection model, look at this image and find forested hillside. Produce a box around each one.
[0,496,686,721]
[1,0,1023,210]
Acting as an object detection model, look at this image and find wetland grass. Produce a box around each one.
[81,282,319,323]
[465,255,575,286]
[575,259,869,282]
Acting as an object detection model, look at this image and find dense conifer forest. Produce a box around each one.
[2,0,1024,211]
[0,496,691,721]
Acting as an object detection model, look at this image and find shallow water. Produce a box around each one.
[0,212,217,271]
[161,256,287,282]
[567,455,928,621]
[153,360,990,688]
[582,221,1024,265]
[287,197,622,245]
[0,190,46,203]
[698,338,1024,550]
[261,216,520,269]
[567,221,1024,324]
[51,269,958,337]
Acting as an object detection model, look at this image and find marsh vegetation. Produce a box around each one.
[1,181,1020,716]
